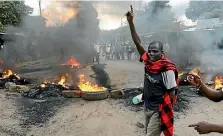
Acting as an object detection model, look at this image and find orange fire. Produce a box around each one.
[40,84,46,88]
[2,69,20,79]
[42,1,79,26]
[176,66,184,77]
[41,75,67,88]
[42,78,54,84]
[178,71,184,77]
[214,76,223,90]
[191,67,200,76]
[78,74,106,92]
[61,56,80,68]
[58,75,66,87]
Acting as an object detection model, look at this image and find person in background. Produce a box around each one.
[126,5,178,136]
[110,44,115,60]
[105,44,111,60]
[101,44,106,60]
[127,45,132,60]
[120,43,125,60]
[187,73,223,134]
[115,44,121,60]
[92,44,99,64]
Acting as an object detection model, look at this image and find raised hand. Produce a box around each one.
[126,5,134,23]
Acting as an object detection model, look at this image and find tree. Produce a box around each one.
[186,1,223,21]
[0,1,33,29]
[0,22,3,32]
[150,1,171,16]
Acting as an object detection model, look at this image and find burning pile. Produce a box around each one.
[78,74,106,92]
[24,73,107,99]
[23,75,72,99]
[40,74,76,90]
[0,69,30,88]
[60,56,80,68]
[39,73,106,92]
[214,76,223,90]
[178,66,223,90]
[24,56,107,99]
[2,69,20,79]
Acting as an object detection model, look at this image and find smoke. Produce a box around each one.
[198,30,223,75]
[166,26,223,79]
[1,1,100,68]
[62,1,100,62]
[93,1,138,16]
[121,1,223,76]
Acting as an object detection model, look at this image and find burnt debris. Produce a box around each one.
[18,96,70,126]
[22,83,77,99]
[0,72,31,88]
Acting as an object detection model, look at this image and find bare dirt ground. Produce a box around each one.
[0,59,223,136]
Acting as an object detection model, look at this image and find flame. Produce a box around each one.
[214,76,223,90]
[191,67,200,76]
[78,74,106,92]
[178,72,184,77]
[42,78,53,85]
[2,69,20,79]
[42,1,79,26]
[60,56,80,68]
[40,84,46,88]
[176,66,184,77]
[40,76,66,88]
[58,75,66,87]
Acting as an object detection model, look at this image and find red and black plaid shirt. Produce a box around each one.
[141,52,178,136]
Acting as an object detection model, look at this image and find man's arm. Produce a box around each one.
[199,82,223,102]
[169,89,175,104]
[189,122,223,134]
[162,70,177,104]
[126,5,145,55]
[211,124,223,133]
[128,22,145,55]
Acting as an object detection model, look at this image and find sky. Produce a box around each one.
[25,0,192,30]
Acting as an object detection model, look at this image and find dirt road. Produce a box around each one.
[0,60,223,136]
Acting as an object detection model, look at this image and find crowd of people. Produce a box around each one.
[93,43,140,61]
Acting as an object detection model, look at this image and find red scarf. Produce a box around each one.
[141,52,178,136]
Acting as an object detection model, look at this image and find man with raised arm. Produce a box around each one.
[126,5,178,136]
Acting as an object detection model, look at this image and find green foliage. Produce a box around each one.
[0,1,33,27]
[0,22,3,32]
[186,1,223,21]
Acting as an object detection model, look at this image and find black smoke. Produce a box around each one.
[1,1,100,67]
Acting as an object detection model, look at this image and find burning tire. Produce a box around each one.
[81,89,109,101]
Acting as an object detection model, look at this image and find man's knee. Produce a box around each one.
[146,112,162,136]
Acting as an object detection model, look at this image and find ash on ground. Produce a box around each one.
[17,96,71,127]
[119,86,202,113]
